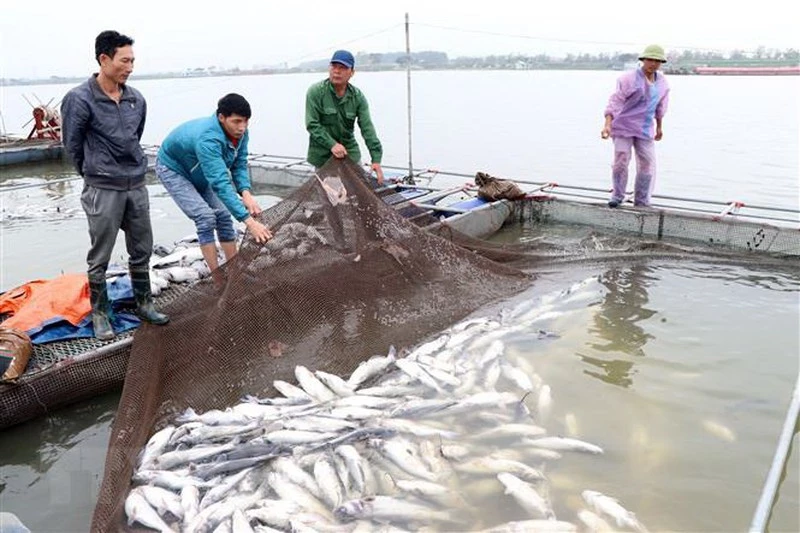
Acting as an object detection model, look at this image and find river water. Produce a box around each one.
[0,70,798,532]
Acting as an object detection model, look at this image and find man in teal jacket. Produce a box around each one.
[156,94,272,272]
[305,50,385,184]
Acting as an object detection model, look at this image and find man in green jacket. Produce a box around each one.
[305,50,384,184]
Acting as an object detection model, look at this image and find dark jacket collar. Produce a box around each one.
[88,73,136,102]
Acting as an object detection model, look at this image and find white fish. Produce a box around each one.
[454,457,546,483]
[314,454,345,508]
[444,391,521,415]
[161,265,201,283]
[524,436,604,454]
[388,397,456,418]
[452,368,479,398]
[266,429,338,444]
[181,484,200,524]
[179,422,260,445]
[500,361,534,392]
[272,456,323,499]
[564,412,579,437]
[295,365,337,402]
[150,270,170,289]
[417,439,455,479]
[577,509,615,532]
[347,351,396,388]
[394,358,445,393]
[335,495,454,524]
[154,441,235,470]
[252,525,284,533]
[446,327,485,350]
[151,245,205,268]
[273,379,313,400]
[132,469,210,492]
[327,406,385,421]
[395,479,467,508]
[317,175,348,205]
[408,334,450,358]
[267,472,334,522]
[138,484,185,519]
[476,519,577,532]
[232,508,255,533]
[124,488,173,533]
[355,384,420,397]
[281,415,357,433]
[497,472,554,520]
[332,394,400,410]
[137,425,176,470]
[176,407,254,426]
[244,500,303,530]
[416,362,462,387]
[199,467,253,510]
[477,339,506,368]
[474,423,547,441]
[315,370,355,397]
[538,384,552,423]
[440,443,471,461]
[702,420,736,442]
[334,444,369,494]
[374,437,438,482]
[582,490,648,532]
[377,417,459,440]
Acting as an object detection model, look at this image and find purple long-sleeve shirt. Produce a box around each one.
[604,68,670,140]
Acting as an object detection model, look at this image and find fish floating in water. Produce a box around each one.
[125,279,649,532]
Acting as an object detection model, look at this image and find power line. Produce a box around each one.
[285,23,404,65]
[411,22,781,55]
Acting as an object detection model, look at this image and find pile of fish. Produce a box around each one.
[126,220,327,296]
[105,233,232,296]
[125,278,650,532]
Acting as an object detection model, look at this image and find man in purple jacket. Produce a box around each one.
[601,44,670,208]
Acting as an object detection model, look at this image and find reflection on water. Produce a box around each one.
[592,263,657,357]
[577,263,657,388]
[0,394,116,474]
[0,393,118,532]
[578,353,636,388]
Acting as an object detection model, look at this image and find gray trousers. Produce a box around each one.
[80,184,153,280]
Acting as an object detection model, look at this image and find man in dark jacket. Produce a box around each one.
[61,30,168,341]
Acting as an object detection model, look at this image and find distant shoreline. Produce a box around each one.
[3,60,799,87]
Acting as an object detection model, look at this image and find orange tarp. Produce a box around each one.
[0,273,91,333]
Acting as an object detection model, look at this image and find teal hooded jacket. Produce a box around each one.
[158,115,252,221]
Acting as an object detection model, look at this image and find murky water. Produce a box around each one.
[1,248,797,531]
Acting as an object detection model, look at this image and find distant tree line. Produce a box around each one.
[3,48,798,86]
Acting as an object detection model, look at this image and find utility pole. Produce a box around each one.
[404,12,415,184]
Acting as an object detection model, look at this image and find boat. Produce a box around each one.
[0,137,63,166]
[2,149,798,431]
[0,102,64,167]
[694,66,800,76]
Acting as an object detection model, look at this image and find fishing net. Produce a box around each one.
[91,158,533,532]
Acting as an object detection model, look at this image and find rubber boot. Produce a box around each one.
[88,277,115,341]
[130,269,169,325]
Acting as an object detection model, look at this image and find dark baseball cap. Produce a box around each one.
[330,50,355,69]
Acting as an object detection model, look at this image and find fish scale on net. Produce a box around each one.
[121,284,644,533]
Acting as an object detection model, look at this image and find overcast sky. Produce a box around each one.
[1,0,797,79]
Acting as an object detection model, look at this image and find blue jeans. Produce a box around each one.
[155,159,237,245]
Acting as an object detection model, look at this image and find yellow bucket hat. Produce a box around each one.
[639,44,667,63]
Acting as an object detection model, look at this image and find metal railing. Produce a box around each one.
[749,372,800,532]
